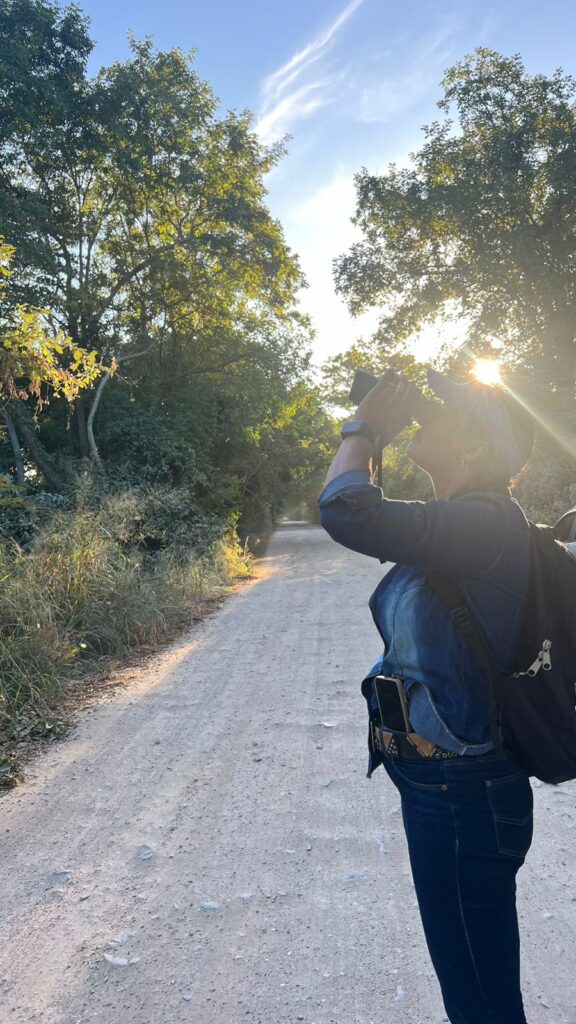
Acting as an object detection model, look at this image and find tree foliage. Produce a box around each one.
[335,49,576,394]
[333,48,576,520]
[0,237,100,407]
[0,0,333,535]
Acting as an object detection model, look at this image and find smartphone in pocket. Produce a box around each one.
[373,675,411,733]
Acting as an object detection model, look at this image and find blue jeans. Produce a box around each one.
[381,752,533,1024]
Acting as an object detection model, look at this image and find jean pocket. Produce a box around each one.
[383,755,449,793]
[485,770,534,859]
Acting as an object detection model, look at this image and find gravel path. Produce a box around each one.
[0,526,574,1023]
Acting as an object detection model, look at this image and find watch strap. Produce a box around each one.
[340,419,378,446]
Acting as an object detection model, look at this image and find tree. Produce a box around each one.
[0,1,307,463]
[0,237,100,488]
[321,339,429,409]
[226,381,339,535]
[0,0,331,537]
[335,49,576,399]
[0,240,99,406]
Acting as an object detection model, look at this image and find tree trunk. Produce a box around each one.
[75,393,90,458]
[85,341,156,464]
[4,410,25,485]
[12,404,66,492]
[86,369,110,468]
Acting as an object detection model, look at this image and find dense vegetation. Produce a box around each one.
[0,0,336,750]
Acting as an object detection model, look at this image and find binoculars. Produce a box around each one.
[349,369,442,427]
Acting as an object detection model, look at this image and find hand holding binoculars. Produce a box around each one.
[349,368,442,428]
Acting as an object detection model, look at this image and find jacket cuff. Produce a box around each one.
[317,469,381,508]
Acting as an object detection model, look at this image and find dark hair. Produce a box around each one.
[461,391,535,493]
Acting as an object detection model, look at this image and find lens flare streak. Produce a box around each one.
[460,344,576,460]
[471,359,502,386]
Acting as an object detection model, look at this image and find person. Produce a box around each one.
[316,367,537,1024]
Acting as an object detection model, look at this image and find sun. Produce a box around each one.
[471,358,502,386]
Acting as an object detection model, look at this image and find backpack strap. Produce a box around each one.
[426,570,505,756]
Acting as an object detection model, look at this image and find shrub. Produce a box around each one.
[512,441,576,525]
[0,491,253,738]
[96,397,207,488]
[95,485,226,555]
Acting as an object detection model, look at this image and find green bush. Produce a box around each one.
[0,477,66,549]
[96,397,207,488]
[512,441,576,525]
[95,485,227,555]
[0,492,253,738]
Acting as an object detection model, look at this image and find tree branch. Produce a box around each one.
[86,341,157,464]
[159,353,257,388]
[89,248,171,328]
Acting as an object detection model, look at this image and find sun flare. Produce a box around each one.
[471,359,502,386]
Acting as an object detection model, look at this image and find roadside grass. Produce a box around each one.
[0,501,254,785]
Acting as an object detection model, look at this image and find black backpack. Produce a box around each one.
[427,523,576,785]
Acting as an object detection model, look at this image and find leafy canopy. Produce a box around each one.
[0,237,100,407]
[0,3,303,360]
[335,49,576,391]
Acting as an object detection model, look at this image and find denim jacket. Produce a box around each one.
[317,470,530,777]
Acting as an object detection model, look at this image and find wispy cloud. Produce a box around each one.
[255,0,365,145]
[355,22,462,123]
[257,9,493,367]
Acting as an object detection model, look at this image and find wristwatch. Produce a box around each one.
[340,419,378,446]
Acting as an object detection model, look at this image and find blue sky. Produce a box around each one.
[80,0,576,372]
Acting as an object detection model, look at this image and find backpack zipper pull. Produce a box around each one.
[526,652,544,677]
[519,639,552,677]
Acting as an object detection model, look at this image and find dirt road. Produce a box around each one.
[1,526,575,1024]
